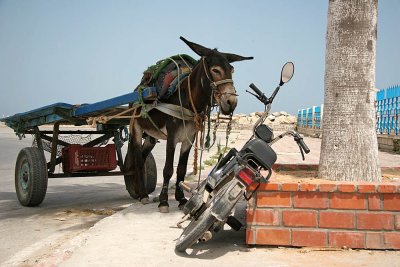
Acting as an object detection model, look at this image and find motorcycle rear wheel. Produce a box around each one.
[175,208,216,252]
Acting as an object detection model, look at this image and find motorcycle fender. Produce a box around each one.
[210,181,244,221]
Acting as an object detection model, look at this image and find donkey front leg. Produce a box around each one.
[158,136,177,213]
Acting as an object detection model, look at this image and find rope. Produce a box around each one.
[138,87,168,138]
[169,57,207,151]
[197,119,206,185]
[178,54,193,72]
[129,107,140,134]
[193,132,198,175]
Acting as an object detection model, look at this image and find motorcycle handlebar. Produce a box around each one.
[298,138,310,154]
[248,83,269,104]
[249,83,263,97]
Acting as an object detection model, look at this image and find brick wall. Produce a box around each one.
[246,179,400,249]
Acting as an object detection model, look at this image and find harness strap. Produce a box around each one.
[149,102,195,121]
[128,102,195,139]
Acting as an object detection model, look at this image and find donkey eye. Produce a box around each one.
[212,68,221,75]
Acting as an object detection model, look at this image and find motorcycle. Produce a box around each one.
[175,62,310,252]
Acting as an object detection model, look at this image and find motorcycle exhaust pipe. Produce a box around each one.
[179,181,192,193]
[199,231,212,242]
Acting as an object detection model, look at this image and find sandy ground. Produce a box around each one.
[19,202,400,267]
[1,124,399,266]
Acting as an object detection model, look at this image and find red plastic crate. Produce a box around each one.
[62,144,117,173]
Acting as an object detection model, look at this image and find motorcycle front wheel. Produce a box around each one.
[175,208,216,252]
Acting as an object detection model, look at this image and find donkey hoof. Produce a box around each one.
[140,197,150,205]
[158,201,170,213]
[178,198,188,210]
[159,206,169,213]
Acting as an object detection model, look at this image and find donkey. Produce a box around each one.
[124,37,253,213]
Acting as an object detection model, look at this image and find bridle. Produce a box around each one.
[200,57,238,107]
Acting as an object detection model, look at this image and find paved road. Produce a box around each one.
[0,126,134,264]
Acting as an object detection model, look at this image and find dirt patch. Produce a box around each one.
[52,207,126,222]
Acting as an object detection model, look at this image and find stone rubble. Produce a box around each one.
[211,111,298,130]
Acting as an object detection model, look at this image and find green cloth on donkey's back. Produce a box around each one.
[144,54,197,83]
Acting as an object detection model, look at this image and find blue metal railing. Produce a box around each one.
[297,84,400,135]
[376,85,400,135]
[297,106,323,129]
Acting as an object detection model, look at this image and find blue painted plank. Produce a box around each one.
[73,87,158,116]
[0,103,73,123]
[0,87,158,131]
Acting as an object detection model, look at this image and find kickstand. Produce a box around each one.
[177,213,191,228]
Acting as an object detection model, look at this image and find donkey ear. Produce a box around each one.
[180,36,212,57]
[224,53,254,63]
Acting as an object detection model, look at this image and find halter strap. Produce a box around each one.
[201,57,235,90]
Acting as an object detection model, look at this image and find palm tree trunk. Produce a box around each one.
[319,0,381,182]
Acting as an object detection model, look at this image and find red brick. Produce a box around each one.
[329,231,365,249]
[383,194,400,211]
[255,228,291,246]
[246,229,255,245]
[281,182,299,192]
[337,184,356,193]
[318,183,337,192]
[246,209,279,226]
[356,212,393,230]
[257,192,291,207]
[330,193,366,210]
[282,210,317,227]
[368,194,382,210]
[378,184,397,193]
[293,192,328,209]
[396,214,400,230]
[299,183,318,192]
[358,184,376,193]
[366,232,383,249]
[292,230,327,247]
[319,211,354,229]
[259,182,280,191]
[384,232,400,249]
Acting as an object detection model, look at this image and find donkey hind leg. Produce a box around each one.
[130,127,150,205]
[123,137,139,199]
[158,137,177,213]
[175,139,195,209]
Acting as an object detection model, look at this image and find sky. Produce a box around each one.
[0,0,399,117]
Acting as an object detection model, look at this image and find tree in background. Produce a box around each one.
[319,0,381,182]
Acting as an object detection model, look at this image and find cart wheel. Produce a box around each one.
[124,152,157,199]
[15,147,48,206]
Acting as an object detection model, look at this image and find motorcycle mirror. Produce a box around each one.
[279,62,295,86]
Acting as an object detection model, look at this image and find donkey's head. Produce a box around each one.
[180,37,253,115]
